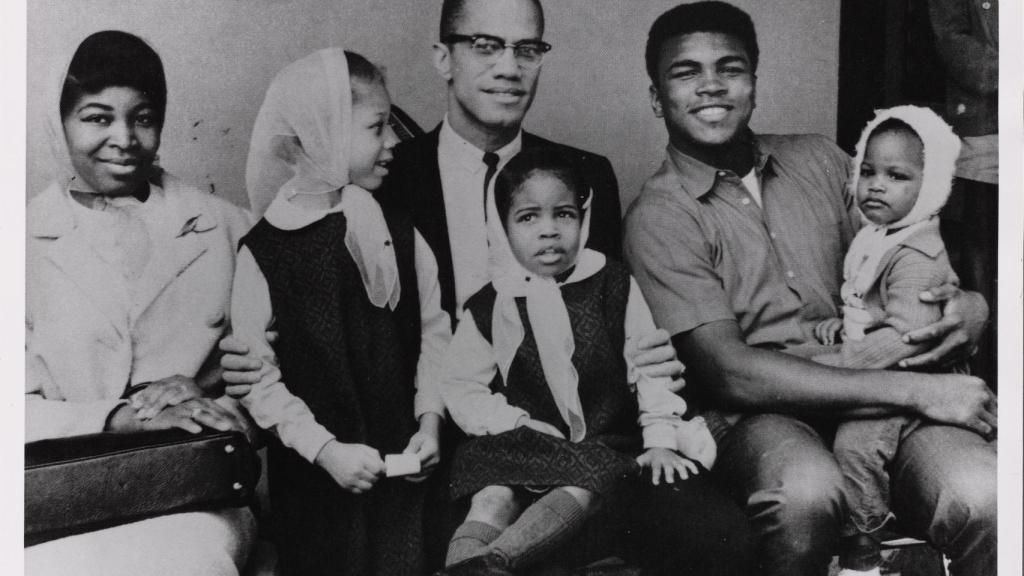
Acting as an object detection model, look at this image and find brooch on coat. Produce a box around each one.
[176,215,217,238]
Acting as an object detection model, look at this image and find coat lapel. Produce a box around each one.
[30,186,129,338]
[402,127,459,324]
[131,189,214,317]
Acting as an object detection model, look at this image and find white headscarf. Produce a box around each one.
[841,105,960,339]
[45,32,163,194]
[485,174,603,443]
[246,47,399,309]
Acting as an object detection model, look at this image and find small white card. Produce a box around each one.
[384,453,421,477]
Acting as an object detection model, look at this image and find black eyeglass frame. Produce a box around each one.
[442,33,552,67]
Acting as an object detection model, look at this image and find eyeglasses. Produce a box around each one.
[443,33,552,69]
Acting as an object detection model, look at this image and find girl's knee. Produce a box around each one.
[467,486,520,526]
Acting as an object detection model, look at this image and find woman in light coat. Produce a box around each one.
[25,30,255,576]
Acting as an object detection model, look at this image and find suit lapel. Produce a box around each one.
[404,127,459,323]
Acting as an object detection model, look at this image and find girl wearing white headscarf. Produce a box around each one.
[437,148,716,574]
[26,30,255,576]
[228,47,449,575]
[811,105,970,576]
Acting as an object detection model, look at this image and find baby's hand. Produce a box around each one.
[315,440,385,494]
[636,448,698,485]
[814,318,844,346]
[675,417,717,470]
[522,418,567,439]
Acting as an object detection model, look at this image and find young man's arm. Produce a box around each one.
[674,319,996,438]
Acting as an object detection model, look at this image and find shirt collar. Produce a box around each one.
[439,115,523,173]
[264,190,345,231]
[666,132,774,199]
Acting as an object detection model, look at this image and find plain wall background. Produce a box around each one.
[27,0,840,212]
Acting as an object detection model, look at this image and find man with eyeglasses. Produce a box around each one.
[380,2,753,574]
[381,0,623,327]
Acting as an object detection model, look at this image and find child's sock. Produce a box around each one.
[445,520,503,566]
[488,488,591,570]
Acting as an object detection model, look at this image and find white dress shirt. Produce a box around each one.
[437,117,522,314]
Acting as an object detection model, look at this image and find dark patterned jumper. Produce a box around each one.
[449,260,644,501]
[241,209,425,576]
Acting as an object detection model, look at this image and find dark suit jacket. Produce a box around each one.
[379,125,623,325]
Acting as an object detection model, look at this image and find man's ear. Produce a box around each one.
[649,84,664,118]
[432,42,453,81]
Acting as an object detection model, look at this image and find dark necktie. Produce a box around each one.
[482,151,500,220]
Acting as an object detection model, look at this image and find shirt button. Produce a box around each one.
[956,103,967,115]
[717,171,727,177]
[741,198,751,205]
[770,232,777,239]
[786,271,795,279]
[982,2,991,9]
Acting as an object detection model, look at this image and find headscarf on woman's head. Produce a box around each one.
[485,152,603,442]
[841,105,961,339]
[47,30,166,192]
[246,47,399,309]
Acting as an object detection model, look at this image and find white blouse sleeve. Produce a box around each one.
[439,313,529,436]
[232,246,335,463]
[623,277,688,450]
[413,231,450,420]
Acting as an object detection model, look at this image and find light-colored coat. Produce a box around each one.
[26,174,251,442]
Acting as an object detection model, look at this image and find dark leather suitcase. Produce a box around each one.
[25,428,260,546]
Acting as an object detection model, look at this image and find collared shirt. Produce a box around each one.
[437,117,522,313]
[231,196,451,463]
[624,133,858,351]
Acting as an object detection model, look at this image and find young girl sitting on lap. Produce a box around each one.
[438,148,716,575]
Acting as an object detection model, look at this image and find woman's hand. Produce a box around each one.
[814,318,843,346]
[403,412,442,482]
[627,329,685,393]
[315,440,385,494]
[636,448,699,485]
[106,397,247,434]
[129,375,204,420]
[899,285,988,369]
